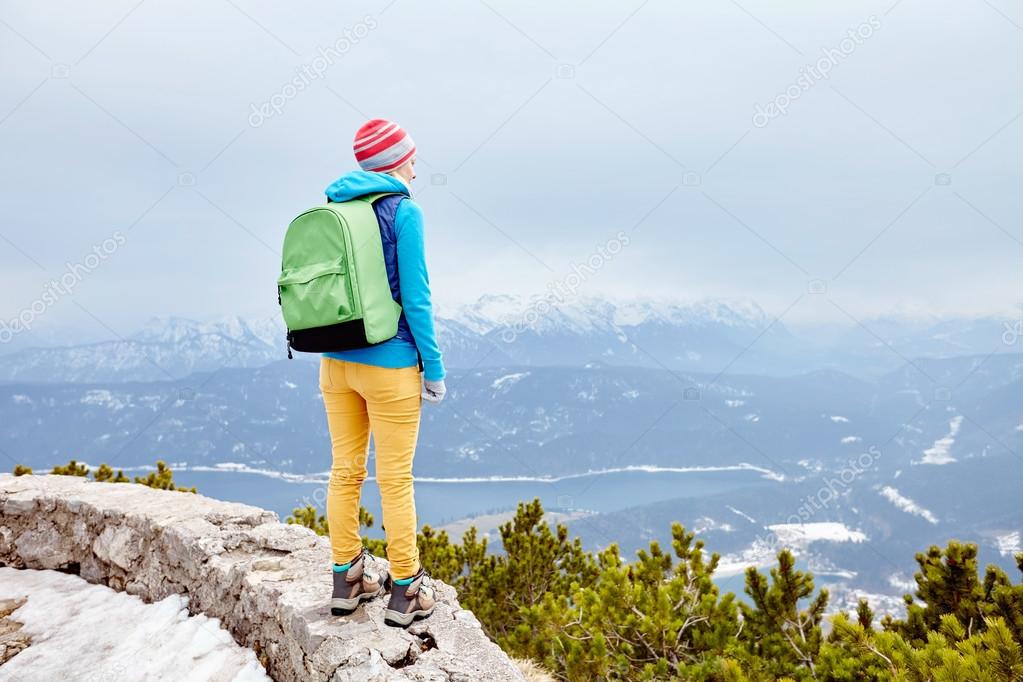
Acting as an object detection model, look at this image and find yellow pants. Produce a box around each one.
[319,357,422,579]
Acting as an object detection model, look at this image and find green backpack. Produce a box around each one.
[277,193,402,357]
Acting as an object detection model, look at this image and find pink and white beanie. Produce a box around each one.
[353,119,416,173]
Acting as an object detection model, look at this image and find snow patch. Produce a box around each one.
[727,506,757,524]
[888,573,917,592]
[830,585,907,620]
[840,436,861,444]
[692,517,735,534]
[879,486,939,524]
[996,531,1021,557]
[725,399,745,408]
[717,523,867,578]
[491,372,528,390]
[716,538,777,577]
[919,415,962,465]
[830,415,849,423]
[0,567,269,681]
[767,522,867,548]
[79,389,126,410]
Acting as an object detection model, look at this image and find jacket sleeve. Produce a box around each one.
[394,198,446,381]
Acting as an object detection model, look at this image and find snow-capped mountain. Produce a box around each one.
[2,296,1020,384]
[437,294,803,374]
[441,294,774,335]
[131,315,284,350]
[437,296,1022,375]
[0,296,797,383]
[829,313,1023,373]
[0,315,287,383]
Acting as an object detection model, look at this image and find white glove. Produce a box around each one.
[422,379,446,404]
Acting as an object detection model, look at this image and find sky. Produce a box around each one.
[1,0,1022,348]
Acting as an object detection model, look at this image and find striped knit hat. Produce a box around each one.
[353,119,416,173]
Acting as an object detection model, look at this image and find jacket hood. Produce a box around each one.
[324,170,411,203]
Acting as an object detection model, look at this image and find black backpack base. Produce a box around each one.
[287,320,379,355]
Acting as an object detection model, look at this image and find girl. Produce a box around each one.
[319,119,446,627]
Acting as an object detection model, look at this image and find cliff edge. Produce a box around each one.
[0,474,525,682]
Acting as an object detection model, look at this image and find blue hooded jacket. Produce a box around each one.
[321,171,445,382]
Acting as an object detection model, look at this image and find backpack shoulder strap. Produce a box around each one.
[326,192,402,205]
[358,192,402,204]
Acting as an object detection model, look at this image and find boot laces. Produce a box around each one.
[363,551,384,583]
[418,573,435,599]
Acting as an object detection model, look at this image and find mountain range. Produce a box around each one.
[1,294,1020,615]
[2,295,1020,383]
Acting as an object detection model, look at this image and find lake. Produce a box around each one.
[172,466,778,535]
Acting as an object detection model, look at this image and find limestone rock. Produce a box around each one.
[0,597,30,665]
[0,474,525,682]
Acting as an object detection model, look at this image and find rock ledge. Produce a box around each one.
[0,474,524,682]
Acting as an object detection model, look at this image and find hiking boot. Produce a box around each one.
[330,548,391,616]
[383,568,437,627]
